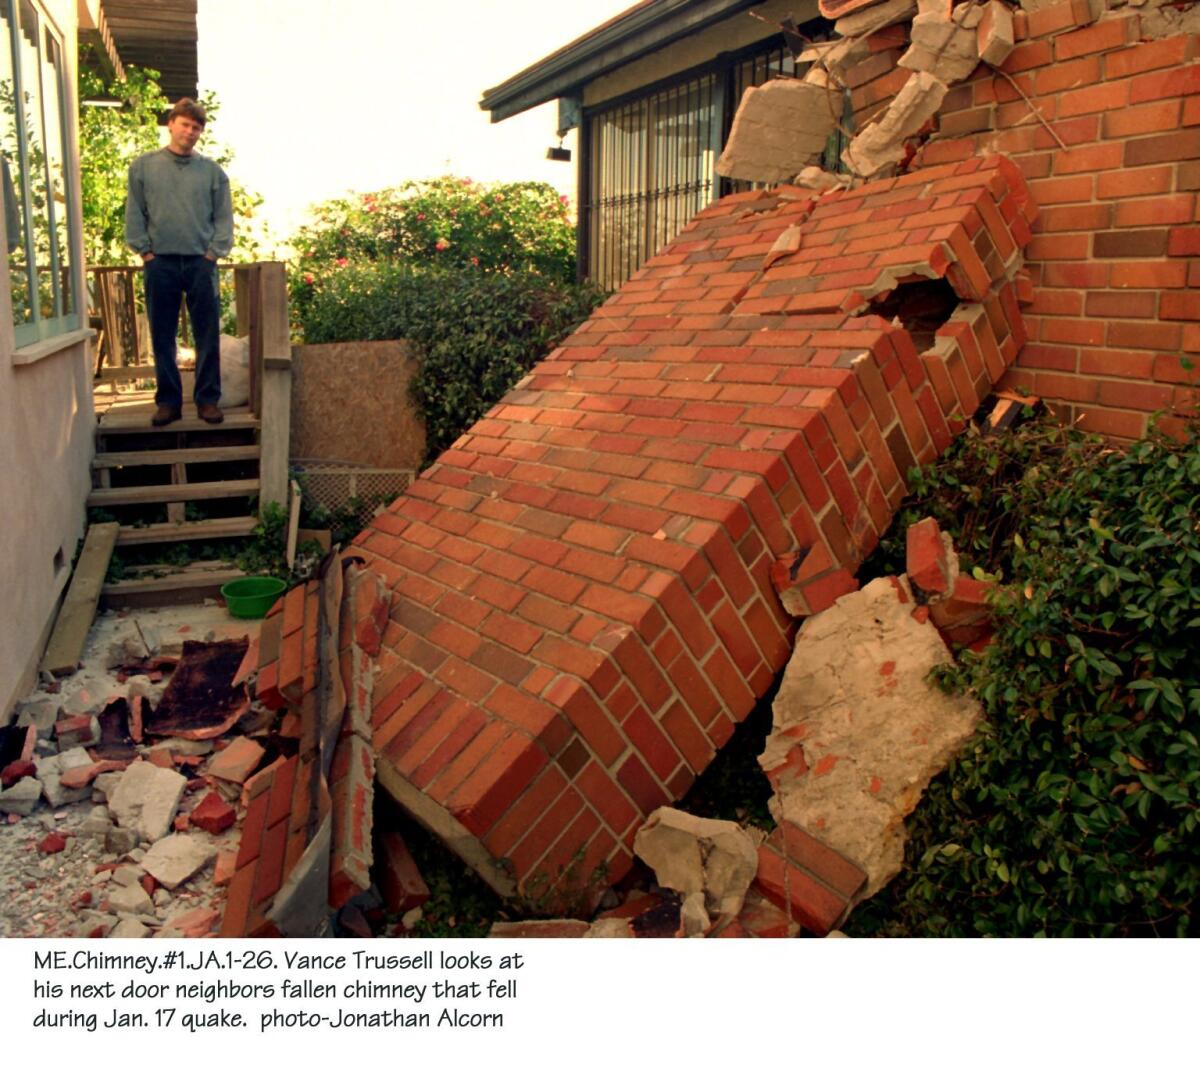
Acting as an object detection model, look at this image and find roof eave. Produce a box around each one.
[480,0,760,121]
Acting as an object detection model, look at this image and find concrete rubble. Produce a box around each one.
[760,574,982,897]
[717,79,841,182]
[633,807,762,936]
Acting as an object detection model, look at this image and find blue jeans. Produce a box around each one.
[144,254,221,409]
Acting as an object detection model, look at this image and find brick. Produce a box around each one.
[376,831,430,914]
[1054,17,1136,62]
[1112,195,1195,229]
[1124,130,1200,168]
[1092,229,1168,258]
[906,517,952,596]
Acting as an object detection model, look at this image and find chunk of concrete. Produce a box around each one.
[843,71,948,177]
[717,79,841,184]
[835,0,918,36]
[899,6,983,83]
[633,807,761,937]
[16,698,60,739]
[108,761,187,844]
[105,827,139,854]
[140,834,217,890]
[794,166,850,191]
[0,776,42,816]
[110,918,150,939]
[108,881,154,915]
[35,746,94,807]
[760,577,981,895]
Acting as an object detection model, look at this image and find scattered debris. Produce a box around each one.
[633,807,762,937]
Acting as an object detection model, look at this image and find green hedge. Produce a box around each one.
[295,263,603,460]
[849,413,1200,937]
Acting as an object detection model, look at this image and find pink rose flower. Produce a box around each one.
[435,238,450,251]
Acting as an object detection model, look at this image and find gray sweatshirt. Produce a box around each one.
[125,148,233,258]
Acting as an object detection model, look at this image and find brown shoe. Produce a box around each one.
[197,403,224,425]
[151,405,182,427]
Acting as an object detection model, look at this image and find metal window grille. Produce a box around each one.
[580,26,849,289]
[584,72,719,291]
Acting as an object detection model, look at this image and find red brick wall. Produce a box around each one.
[846,0,1200,437]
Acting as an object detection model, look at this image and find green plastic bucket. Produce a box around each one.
[221,576,287,619]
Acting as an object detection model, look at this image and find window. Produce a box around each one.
[580,27,849,289]
[584,73,720,290]
[1,0,78,347]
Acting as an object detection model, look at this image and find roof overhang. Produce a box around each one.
[79,0,199,102]
[480,0,762,122]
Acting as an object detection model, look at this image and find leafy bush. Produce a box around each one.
[291,176,576,282]
[849,413,1200,937]
[296,262,603,459]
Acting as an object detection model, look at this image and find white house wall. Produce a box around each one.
[1,0,94,716]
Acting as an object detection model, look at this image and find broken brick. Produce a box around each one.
[906,517,954,597]
[189,790,237,835]
[38,832,68,854]
[206,736,265,786]
[376,831,430,915]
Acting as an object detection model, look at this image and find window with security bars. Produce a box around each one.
[581,27,847,289]
[584,72,719,291]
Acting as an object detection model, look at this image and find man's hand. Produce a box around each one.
[204,252,218,262]
[141,252,155,263]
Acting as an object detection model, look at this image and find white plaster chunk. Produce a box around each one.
[0,777,43,816]
[761,577,981,896]
[108,881,154,916]
[140,834,217,890]
[977,0,1016,66]
[795,166,851,191]
[899,7,983,83]
[110,918,150,939]
[835,0,918,37]
[717,80,841,183]
[843,71,949,177]
[35,747,94,807]
[108,761,186,844]
[633,807,761,936]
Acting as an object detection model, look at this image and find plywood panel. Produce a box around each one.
[290,341,425,471]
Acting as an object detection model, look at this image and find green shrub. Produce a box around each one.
[848,413,1200,937]
[296,262,603,460]
[291,176,576,282]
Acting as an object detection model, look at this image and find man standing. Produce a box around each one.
[125,98,233,426]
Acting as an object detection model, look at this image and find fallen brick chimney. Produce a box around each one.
[343,155,1036,910]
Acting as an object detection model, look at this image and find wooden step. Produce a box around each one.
[101,563,246,610]
[94,445,261,468]
[116,516,260,546]
[97,408,259,435]
[88,479,259,508]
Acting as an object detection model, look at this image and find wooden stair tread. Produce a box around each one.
[116,516,259,545]
[88,479,259,507]
[94,445,261,468]
[101,564,246,609]
[97,407,259,434]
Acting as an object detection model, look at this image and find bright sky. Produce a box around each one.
[196,0,634,243]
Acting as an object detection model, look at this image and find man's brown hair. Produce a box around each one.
[168,98,207,127]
